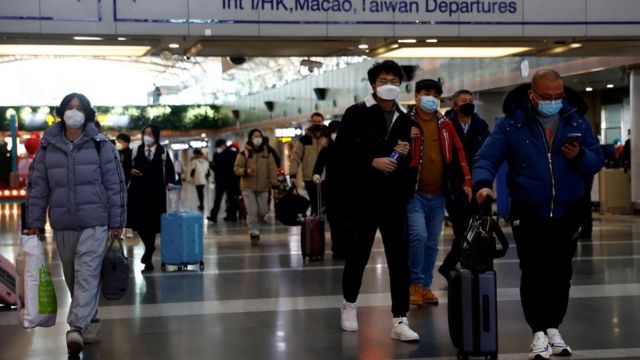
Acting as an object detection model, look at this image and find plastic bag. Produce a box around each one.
[101,237,129,300]
[16,234,57,328]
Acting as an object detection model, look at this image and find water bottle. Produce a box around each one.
[389,150,401,161]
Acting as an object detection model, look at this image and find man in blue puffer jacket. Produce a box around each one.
[474,70,603,360]
[26,93,127,356]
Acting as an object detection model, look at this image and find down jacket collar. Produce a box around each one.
[41,121,107,150]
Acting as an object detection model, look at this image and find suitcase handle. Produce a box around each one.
[316,181,322,217]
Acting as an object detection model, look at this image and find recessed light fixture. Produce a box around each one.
[0,44,151,56]
[569,43,583,49]
[377,47,532,58]
[585,87,593,92]
[117,37,127,41]
[169,43,180,49]
[358,44,369,49]
[390,44,400,49]
[73,36,103,41]
[426,39,438,43]
[398,39,417,44]
[606,84,614,88]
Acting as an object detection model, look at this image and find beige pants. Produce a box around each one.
[242,191,268,235]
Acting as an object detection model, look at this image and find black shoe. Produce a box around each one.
[250,234,260,246]
[206,216,217,223]
[142,261,154,273]
[224,217,238,222]
[198,205,204,211]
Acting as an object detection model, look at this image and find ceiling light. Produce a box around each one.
[358,44,369,49]
[569,43,583,48]
[0,44,151,56]
[377,47,532,58]
[169,43,180,49]
[117,37,127,41]
[391,44,400,49]
[586,87,593,92]
[425,39,438,43]
[606,84,614,88]
[73,36,103,41]
[398,39,417,44]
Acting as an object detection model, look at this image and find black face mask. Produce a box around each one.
[312,124,323,132]
[459,103,475,116]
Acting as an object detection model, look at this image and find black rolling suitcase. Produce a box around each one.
[447,198,508,360]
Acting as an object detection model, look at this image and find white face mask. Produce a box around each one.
[143,135,155,146]
[216,147,223,154]
[252,138,263,147]
[116,142,125,151]
[63,109,85,129]
[376,84,401,101]
[331,133,337,141]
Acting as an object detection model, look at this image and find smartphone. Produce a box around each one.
[564,133,582,145]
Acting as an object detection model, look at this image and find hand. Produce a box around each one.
[312,174,321,184]
[246,168,256,175]
[110,228,123,238]
[372,157,398,173]
[131,169,143,177]
[26,228,40,236]
[290,177,297,187]
[463,186,472,202]
[561,142,580,160]
[394,140,410,156]
[476,188,495,204]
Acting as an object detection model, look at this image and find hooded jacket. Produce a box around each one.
[473,98,604,217]
[289,125,330,181]
[26,122,127,230]
[234,143,278,192]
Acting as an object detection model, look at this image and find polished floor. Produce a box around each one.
[1,185,640,360]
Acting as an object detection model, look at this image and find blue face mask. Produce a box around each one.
[419,96,440,113]
[536,100,562,117]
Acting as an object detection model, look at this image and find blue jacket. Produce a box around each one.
[26,122,127,230]
[472,101,603,217]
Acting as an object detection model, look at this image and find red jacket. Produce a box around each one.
[408,108,472,196]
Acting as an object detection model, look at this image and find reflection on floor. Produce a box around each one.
[1,185,640,359]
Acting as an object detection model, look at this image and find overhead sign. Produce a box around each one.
[275,128,303,138]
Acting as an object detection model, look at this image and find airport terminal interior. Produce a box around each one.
[1,0,640,358]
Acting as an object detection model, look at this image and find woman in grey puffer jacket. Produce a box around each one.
[26,93,127,357]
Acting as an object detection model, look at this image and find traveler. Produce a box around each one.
[190,148,210,211]
[115,133,133,185]
[208,139,239,222]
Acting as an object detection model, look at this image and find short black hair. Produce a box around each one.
[142,124,161,143]
[328,120,341,133]
[56,92,96,123]
[311,112,324,120]
[415,79,443,96]
[116,133,131,143]
[367,60,405,85]
[193,148,203,156]
[452,89,473,103]
[215,138,227,147]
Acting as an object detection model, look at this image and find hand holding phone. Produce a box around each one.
[561,133,581,159]
[564,133,582,145]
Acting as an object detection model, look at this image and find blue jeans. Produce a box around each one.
[407,193,446,288]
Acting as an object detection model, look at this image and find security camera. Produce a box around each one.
[300,59,323,72]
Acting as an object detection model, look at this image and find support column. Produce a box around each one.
[630,69,640,211]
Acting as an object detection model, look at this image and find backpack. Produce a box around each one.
[460,199,509,272]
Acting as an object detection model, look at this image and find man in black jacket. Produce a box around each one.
[207,139,239,222]
[334,60,419,342]
[439,89,490,278]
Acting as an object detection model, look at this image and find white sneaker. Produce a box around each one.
[390,317,419,342]
[340,299,358,331]
[83,319,101,343]
[547,328,573,356]
[529,331,552,360]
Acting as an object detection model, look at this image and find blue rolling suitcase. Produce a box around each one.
[160,210,204,271]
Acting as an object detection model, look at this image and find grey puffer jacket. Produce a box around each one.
[26,122,127,231]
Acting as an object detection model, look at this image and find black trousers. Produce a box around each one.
[440,200,474,274]
[511,213,578,333]
[195,185,205,209]
[210,185,237,220]
[343,216,410,318]
[139,230,157,264]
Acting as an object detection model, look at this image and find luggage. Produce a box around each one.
[0,254,18,306]
[460,199,508,273]
[448,268,498,360]
[276,187,310,226]
[300,182,325,261]
[101,237,130,300]
[161,188,204,271]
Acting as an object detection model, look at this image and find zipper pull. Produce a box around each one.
[547,152,552,164]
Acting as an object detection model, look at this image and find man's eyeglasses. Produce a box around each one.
[532,89,564,102]
[377,78,400,86]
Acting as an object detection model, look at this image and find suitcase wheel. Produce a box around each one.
[199,261,205,271]
[161,263,167,272]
